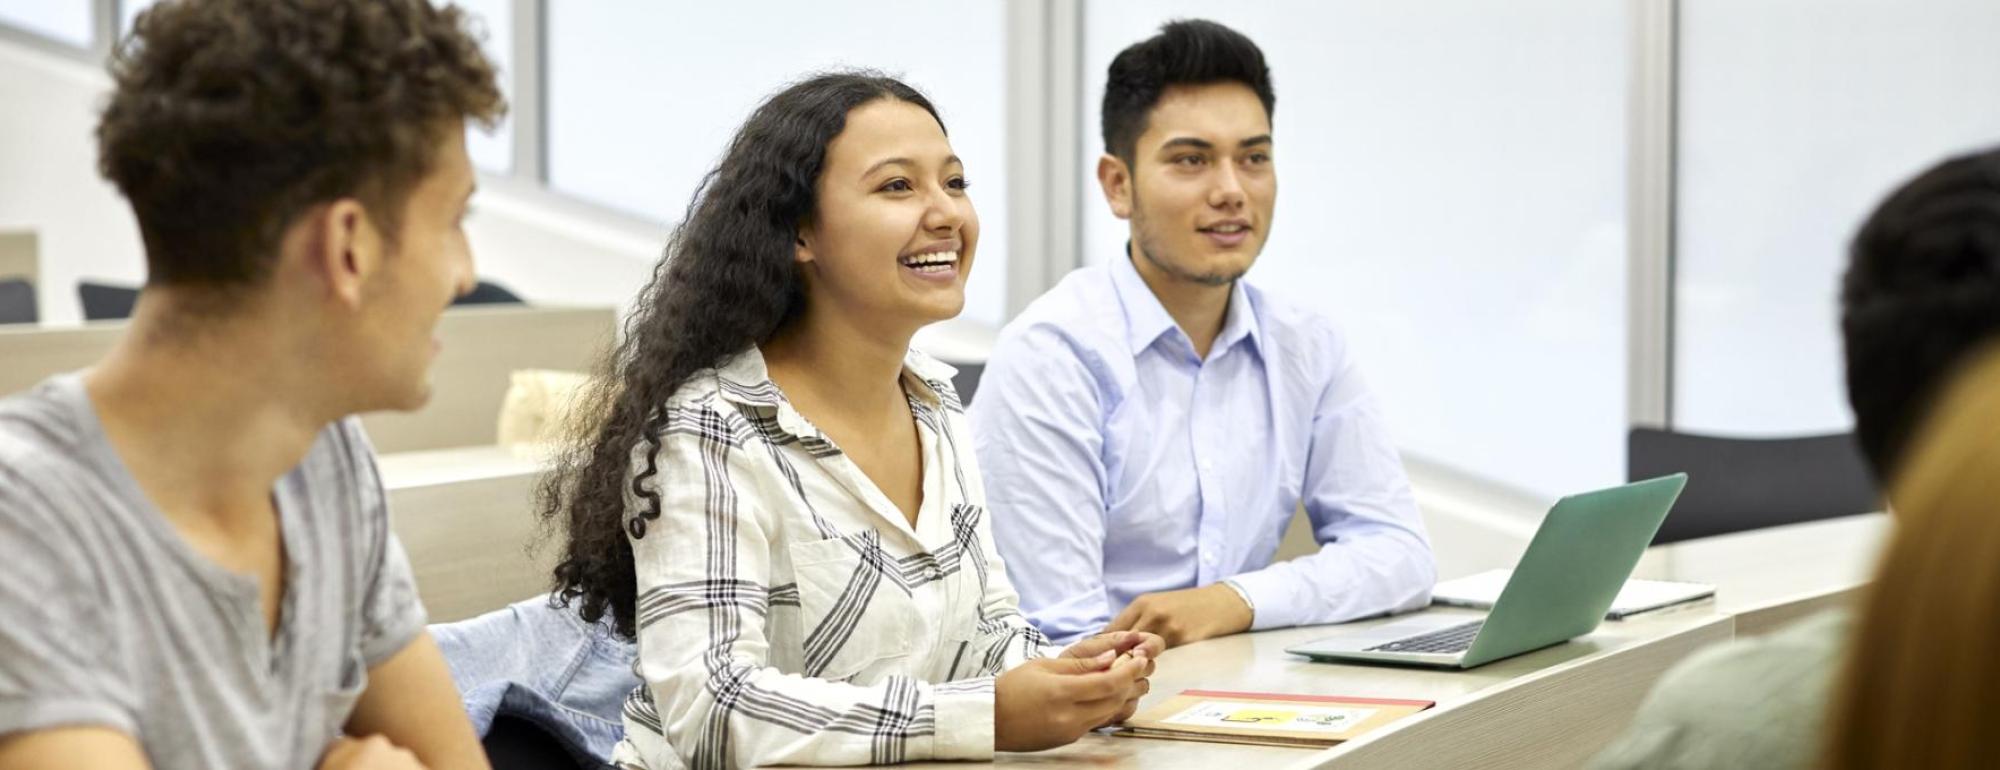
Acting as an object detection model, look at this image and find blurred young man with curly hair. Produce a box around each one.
[0,1,505,767]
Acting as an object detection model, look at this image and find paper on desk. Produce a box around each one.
[1433,568,1714,620]
[1159,700,1378,734]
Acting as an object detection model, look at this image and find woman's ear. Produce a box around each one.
[793,223,817,265]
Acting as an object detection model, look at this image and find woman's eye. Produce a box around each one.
[947,177,971,191]
[881,179,913,192]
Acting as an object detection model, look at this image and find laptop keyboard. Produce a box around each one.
[1365,620,1484,654]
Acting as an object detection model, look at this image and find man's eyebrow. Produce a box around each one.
[1158,136,1215,152]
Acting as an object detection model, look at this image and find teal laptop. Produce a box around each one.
[1286,474,1689,669]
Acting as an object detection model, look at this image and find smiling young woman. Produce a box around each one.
[536,72,1162,768]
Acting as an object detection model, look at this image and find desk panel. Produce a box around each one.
[382,445,552,622]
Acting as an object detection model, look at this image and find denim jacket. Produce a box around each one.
[432,595,641,764]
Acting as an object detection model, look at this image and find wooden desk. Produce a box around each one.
[381,445,553,623]
[1638,511,1885,637]
[896,607,1731,769]
[0,304,615,453]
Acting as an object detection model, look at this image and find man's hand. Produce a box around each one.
[1061,630,1165,725]
[1104,583,1254,648]
[318,735,428,770]
[995,651,1151,752]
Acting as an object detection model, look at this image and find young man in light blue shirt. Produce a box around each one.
[970,19,1435,648]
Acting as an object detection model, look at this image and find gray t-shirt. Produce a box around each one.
[0,374,427,768]
[1590,609,1850,770]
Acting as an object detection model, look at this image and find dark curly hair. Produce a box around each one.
[1841,146,2000,482]
[97,0,505,288]
[1102,19,1275,165]
[540,72,944,640]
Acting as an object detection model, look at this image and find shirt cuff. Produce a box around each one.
[1223,568,1299,631]
[930,679,997,760]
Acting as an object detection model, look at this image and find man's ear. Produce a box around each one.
[1097,154,1134,221]
[302,198,379,308]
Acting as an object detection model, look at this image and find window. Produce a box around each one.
[1673,0,2000,435]
[119,0,516,174]
[453,0,514,173]
[0,1,91,48]
[1080,0,1630,497]
[545,1,1012,326]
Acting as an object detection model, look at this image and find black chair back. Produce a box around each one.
[455,280,524,306]
[1628,427,1881,544]
[0,278,35,324]
[949,360,985,406]
[78,281,140,321]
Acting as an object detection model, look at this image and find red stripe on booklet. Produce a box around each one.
[1179,690,1435,707]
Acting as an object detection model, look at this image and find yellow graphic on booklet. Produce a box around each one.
[1120,690,1433,748]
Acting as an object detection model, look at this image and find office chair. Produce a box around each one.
[455,280,525,306]
[1627,427,1881,544]
[78,281,140,321]
[0,278,36,324]
[949,361,985,406]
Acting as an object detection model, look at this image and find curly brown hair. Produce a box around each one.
[97,0,506,288]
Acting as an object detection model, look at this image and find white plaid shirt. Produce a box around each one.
[611,348,1057,770]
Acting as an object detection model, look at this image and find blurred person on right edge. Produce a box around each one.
[1820,345,2000,769]
[1592,146,2000,769]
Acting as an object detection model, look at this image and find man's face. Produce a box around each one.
[347,126,477,412]
[1102,82,1276,286]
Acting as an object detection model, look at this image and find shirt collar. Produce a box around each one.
[714,346,961,416]
[1110,246,1185,353]
[1109,245,1263,359]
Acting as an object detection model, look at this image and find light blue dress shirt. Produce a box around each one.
[969,253,1436,645]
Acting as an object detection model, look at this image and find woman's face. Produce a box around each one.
[797,97,978,332]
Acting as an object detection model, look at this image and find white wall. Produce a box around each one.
[1079,1,1630,499]
[0,38,658,326]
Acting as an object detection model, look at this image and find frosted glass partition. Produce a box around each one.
[0,1,90,48]
[546,2,1011,327]
[1079,1,1629,498]
[1674,0,2000,437]
[119,0,516,174]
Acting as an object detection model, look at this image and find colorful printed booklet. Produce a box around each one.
[1117,689,1435,748]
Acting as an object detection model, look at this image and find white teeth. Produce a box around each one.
[1209,224,1246,233]
[900,250,960,268]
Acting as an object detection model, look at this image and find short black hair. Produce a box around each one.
[1100,19,1275,164]
[1841,146,2000,482]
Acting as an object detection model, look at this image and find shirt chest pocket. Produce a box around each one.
[787,536,921,682]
